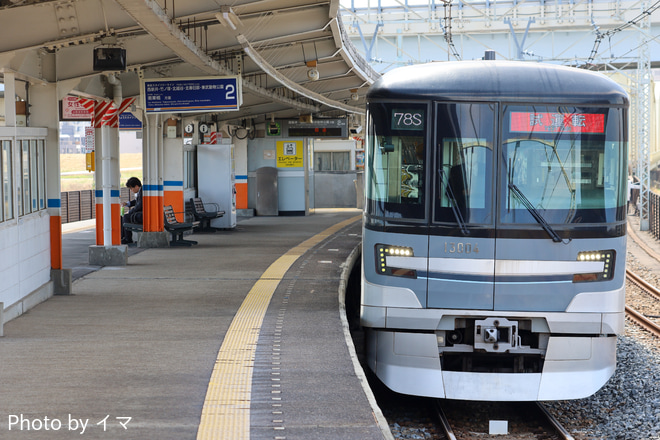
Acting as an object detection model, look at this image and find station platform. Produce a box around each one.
[0,210,391,440]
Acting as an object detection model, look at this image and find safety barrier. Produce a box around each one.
[651,191,660,241]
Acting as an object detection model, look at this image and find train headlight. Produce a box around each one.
[375,244,417,278]
[573,250,615,282]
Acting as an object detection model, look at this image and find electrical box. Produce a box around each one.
[86,151,95,172]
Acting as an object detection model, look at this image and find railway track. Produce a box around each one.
[626,223,660,338]
[434,400,575,440]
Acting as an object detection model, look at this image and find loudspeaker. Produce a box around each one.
[93,47,126,71]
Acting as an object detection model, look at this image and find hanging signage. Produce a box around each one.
[510,112,605,134]
[142,76,241,113]
[119,112,142,130]
[286,118,347,138]
[61,96,92,121]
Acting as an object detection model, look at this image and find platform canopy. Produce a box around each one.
[0,0,378,123]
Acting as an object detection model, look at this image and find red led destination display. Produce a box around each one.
[510,112,605,134]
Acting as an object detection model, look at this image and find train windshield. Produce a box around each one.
[435,103,495,225]
[500,106,627,225]
[366,103,427,219]
[366,102,627,226]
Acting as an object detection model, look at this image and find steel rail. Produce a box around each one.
[627,269,660,301]
[433,401,457,440]
[536,402,575,440]
[625,305,660,338]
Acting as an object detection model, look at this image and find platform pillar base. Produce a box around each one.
[137,231,170,248]
[89,245,128,266]
[51,268,72,295]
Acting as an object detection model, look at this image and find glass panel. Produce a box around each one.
[332,152,350,171]
[366,102,427,219]
[38,140,46,209]
[315,152,332,171]
[500,106,627,224]
[434,103,495,225]
[22,140,30,215]
[3,140,13,220]
[30,140,38,211]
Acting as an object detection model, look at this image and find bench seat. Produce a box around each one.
[164,205,198,246]
[189,197,225,231]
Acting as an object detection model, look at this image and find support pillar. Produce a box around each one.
[139,112,169,247]
[88,96,127,265]
[30,80,72,294]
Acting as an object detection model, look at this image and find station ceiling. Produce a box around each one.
[0,0,379,124]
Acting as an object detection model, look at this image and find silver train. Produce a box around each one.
[361,60,629,401]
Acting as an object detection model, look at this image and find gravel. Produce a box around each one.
[543,248,660,440]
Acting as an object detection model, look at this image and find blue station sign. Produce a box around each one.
[143,76,241,113]
[119,112,142,130]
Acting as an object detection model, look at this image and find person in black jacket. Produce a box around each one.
[121,177,143,244]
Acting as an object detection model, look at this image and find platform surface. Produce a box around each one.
[0,210,390,440]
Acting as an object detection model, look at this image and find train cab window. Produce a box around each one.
[434,103,495,225]
[366,103,427,219]
[500,106,627,225]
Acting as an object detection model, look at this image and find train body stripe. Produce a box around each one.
[387,256,604,276]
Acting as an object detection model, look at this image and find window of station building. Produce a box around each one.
[37,140,45,209]
[315,151,350,171]
[19,140,29,215]
[1,140,13,221]
[16,139,47,217]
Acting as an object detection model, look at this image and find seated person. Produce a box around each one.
[121,177,143,244]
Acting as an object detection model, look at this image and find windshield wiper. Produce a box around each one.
[508,183,562,243]
[439,169,469,236]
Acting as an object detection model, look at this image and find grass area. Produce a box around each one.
[60,153,143,192]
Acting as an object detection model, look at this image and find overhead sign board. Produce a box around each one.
[119,112,142,130]
[143,76,241,113]
[286,118,347,138]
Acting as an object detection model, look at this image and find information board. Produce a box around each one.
[143,76,241,113]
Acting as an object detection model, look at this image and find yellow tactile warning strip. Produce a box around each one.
[196,215,361,440]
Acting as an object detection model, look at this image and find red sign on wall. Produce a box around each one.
[61,96,92,120]
[510,112,605,134]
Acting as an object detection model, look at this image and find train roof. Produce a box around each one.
[367,60,629,106]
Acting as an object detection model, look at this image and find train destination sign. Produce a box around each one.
[391,109,425,131]
[510,112,605,134]
[143,76,241,113]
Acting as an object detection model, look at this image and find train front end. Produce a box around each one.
[361,61,629,401]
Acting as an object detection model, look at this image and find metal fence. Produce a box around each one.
[651,191,660,241]
[60,188,132,224]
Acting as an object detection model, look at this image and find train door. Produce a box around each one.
[427,102,497,310]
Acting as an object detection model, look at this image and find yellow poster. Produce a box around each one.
[276,140,304,168]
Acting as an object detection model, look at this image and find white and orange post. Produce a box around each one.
[80,97,136,246]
